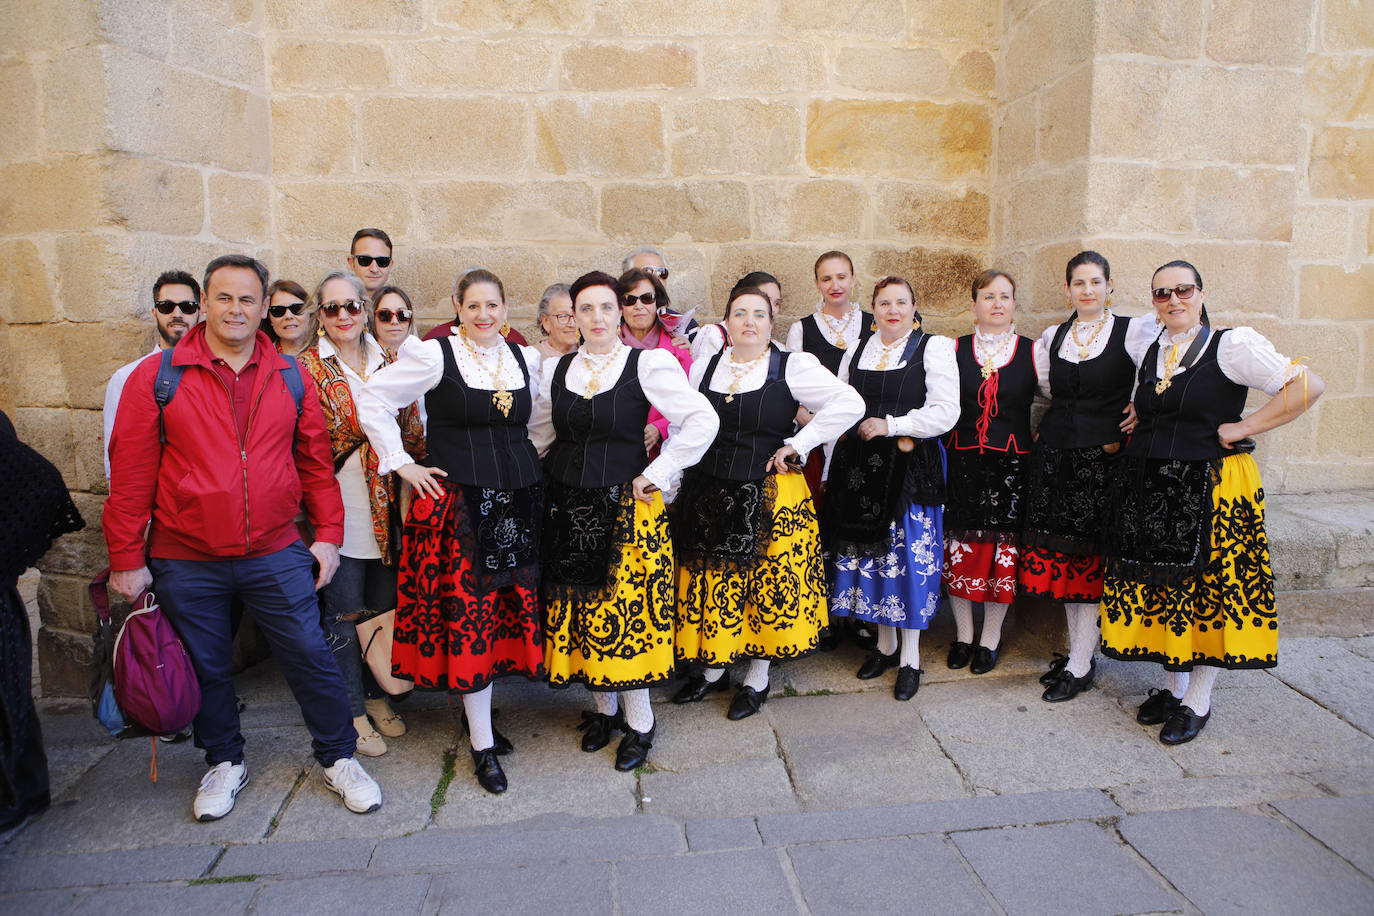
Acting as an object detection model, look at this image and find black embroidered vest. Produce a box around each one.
[1037,316,1137,449]
[948,335,1036,454]
[1127,329,1247,462]
[696,347,796,481]
[544,349,652,487]
[799,310,875,375]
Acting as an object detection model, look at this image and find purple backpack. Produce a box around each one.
[90,569,201,736]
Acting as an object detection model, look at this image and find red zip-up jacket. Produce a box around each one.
[103,325,344,570]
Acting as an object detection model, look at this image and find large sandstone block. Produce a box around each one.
[562,42,694,91]
[1317,396,1374,457]
[780,0,903,37]
[56,233,135,323]
[9,322,152,411]
[277,180,413,243]
[832,46,949,95]
[37,625,94,698]
[272,95,354,176]
[270,39,390,91]
[995,94,1037,182]
[601,182,750,243]
[754,180,867,241]
[536,99,662,177]
[1245,318,1359,397]
[594,0,772,36]
[107,157,205,236]
[266,0,426,32]
[702,43,824,93]
[671,99,802,176]
[870,246,984,320]
[1310,127,1374,199]
[1083,162,1194,236]
[710,244,819,322]
[805,100,990,178]
[39,47,109,155]
[873,182,988,244]
[394,38,555,92]
[953,50,995,96]
[905,0,996,44]
[1002,0,1091,100]
[0,61,41,163]
[1094,0,1204,57]
[1185,240,1294,318]
[417,180,596,242]
[1299,264,1374,320]
[1193,167,1294,242]
[13,408,77,490]
[178,0,255,26]
[364,96,528,176]
[1039,63,1090,166]
[210,173,270,244]
[1304,55,1374,123]
[95,0,172,59]
[434,0,593,32]
[168,4,266,91]
[0,239,58,324]
[404,245,556,331]
[1290,205,1355,260]
[1000,164,1088,248]
[1206,0,1311,66]
[21,0,99,51]
[0,156,111,233]
[1323,0,1374,52]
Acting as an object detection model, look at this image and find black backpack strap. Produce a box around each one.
[153,349,184,445]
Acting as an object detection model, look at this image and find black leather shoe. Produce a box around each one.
[1136,688,1183,725]
[726,683,769,720]
[460,710,514,755]
[673,673,731,704]
[856,650,898,680]
[1039,653,1069,686]
[614,722,657,771]
[577,709,624,752]
[851,622,878,651]
[969,645,999,675]
[1159,704,1210,745]
[893,666,922,701]
[1042,660,1095,702]
[817,627,841,651]
[947,641,974,669]
[470,747,507,794]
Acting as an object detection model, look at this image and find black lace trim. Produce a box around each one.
[1105,456,1216,588]
[823,436,944,554]
[541,480,635,599]
[676,472,773,570]
[1020,444,1119,556]
[1099,644,1277,672]
[459,482,543,576]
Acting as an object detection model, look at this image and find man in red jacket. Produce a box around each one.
[104,254,383,822]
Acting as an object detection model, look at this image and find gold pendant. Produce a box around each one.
[492,389,513,417]
[981,364,995,380]
[1154,379,1171,395]
[1078,346,1090,359]
[725,394,736,404]
[835,338,847,350]
[584,379,600,398]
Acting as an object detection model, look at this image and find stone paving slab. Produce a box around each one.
[213,837,378,877]
[269,708,453,842]
[1272,794,1374,877]
[1305,765,1374,796]
[684,816,763,852]
[12,726,310,854]
[44,744,115,801]
[640,754,800,818]
[1106,772,1324,814]
[251,872,431,913]
[0,887,87,915]
[767,691,969,808]
[615,847,798,916]
[756,788,1121,846]
[1119,806,1374,913]
[1266,637,1374,737]
[787,835,994,915]
[371,815,686,869]
[647,696,783,770]
[918,679,1182,794]
[1346,635,1374,660]
[0,844,220,891]
[951,820,1180,916]
[422,861,614,915]
[69,881,258,915]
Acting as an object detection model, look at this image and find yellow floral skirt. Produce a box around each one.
[675,472,826,666]
[1101,453,1277,671]
[543,490,676,690]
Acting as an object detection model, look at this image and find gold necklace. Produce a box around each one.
[724,348,769,403]
[974,328,1015,380]
[459,328,514,417]
[818,306,853,350]
[873,332,911,371]
[1154,327,1199,394]
[1071,310,1110,360]
[580,346,620,398]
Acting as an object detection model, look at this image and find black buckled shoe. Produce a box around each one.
[893,666,922,701]
[856,650,899,680]
[577,709,625,752]
[672,673,731,704]
[969,645,999,675]
[614,722,657,771]
[1042,659,1095,702]
[946,641,974,670]
[460,710,514,755]
[1136,688,1183,725]
[470,747,507,794]
[1039,653,1069,686]
[1159,705,1210,745]
[726,683,769,720]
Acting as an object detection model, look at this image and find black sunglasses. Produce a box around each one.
[1151,284,1200,304]
[154,300,199,315]
[375,308,412,324]
[353,255,391,268]
[320,300,364,316]
[624,292,657,307]
[267,302,307,319]
[641,266,668,280]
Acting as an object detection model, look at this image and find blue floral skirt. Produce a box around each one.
[827,502,944,630]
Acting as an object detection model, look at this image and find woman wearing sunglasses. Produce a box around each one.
[1100,260,1322,745]
[531,271,717,773]
[298,271,425,759]
[942,270,1039,676]
[674,285,863,716]
[825,277,959,699]
[535,283,578,361]
[370,285,416,358]
[1020,251,1159,703]
[262,279,315,355]
[618,267,693,457]
[356,269,544,795]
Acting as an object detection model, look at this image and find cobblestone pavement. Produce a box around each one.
[3,610,1372,914]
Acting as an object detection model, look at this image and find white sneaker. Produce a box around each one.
[323,757,382,814]
[193,761,248,822]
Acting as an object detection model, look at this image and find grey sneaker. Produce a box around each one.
[323,757,382,814]
[193,761,248,822]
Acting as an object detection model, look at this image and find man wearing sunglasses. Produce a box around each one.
[102,270,202,480]
[347,227,395,297]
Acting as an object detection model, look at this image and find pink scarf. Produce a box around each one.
[619,322,663,350]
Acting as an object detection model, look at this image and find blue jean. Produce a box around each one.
[149,541,356,767]
[319,556,395,717]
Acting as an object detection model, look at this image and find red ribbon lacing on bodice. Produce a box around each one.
[974,367,999,451]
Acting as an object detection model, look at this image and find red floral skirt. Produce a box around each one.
[1017,545,1105,602]
[943,532,1019,603]
[393,484,543,694]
